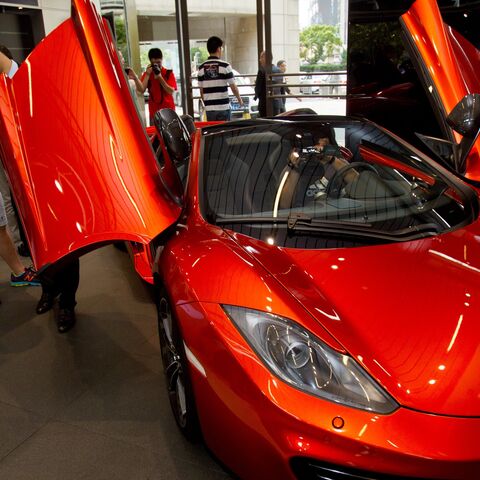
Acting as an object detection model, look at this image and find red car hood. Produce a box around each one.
[231,224,480,417]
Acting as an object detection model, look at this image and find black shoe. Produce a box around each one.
[36,292,55,314]
[57,308,76,333]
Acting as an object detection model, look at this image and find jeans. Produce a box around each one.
[206,110,231,121]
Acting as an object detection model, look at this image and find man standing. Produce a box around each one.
[197,36,243,121]
[254,51,283,117]
[141,48,177,125]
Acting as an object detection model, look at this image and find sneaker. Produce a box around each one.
[10,267,41,287]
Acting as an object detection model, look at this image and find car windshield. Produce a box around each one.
[200,120,477,248]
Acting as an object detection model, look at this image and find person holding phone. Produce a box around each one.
[118,50,145,125]
[141,48,177,125]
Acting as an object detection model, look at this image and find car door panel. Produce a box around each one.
[0,0,181,270]
[401,0,480,179]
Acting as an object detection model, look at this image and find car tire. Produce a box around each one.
[156,286,201,441]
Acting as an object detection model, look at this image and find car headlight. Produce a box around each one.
[223,305,398,414]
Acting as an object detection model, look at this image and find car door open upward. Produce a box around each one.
[0,0,181,271]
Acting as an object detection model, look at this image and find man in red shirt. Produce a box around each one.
[141,48,177,125]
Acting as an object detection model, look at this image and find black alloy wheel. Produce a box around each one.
[157,286,201,441]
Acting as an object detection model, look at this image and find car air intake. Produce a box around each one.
[290,458,430,480]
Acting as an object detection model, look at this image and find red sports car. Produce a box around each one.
[0,0,479,479]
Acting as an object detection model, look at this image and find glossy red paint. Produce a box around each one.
[173,300,480,479]
[401,0,480,179]
[0,0,180,270]
[152,109,480,478]
[2,0,480,478]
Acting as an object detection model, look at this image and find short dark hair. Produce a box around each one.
[262,51,273,64]
[207,36,223,54]
[0,45,13,60]
[148,48,163,60]
[277,59,286,67]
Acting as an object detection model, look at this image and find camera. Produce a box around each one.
[152,63,161,75]
[301,144,341,162]
[124,67,131,75]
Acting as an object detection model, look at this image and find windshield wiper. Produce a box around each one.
[215,213,441,242]
[215,213,370,228]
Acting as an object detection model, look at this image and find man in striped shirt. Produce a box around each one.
[198,36,243,121]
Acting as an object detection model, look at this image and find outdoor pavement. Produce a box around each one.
[0,245,233,480]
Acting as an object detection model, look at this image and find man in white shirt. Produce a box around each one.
[197,36,243,121]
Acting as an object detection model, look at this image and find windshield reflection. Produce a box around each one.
[201,121,474,248]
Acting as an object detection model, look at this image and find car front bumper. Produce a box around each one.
[176,301,480,480]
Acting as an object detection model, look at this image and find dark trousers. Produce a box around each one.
[42,259,80,309]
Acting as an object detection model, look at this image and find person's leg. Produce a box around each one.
[56,259,80,333]
[1,192,38,286]
[36,269,59,314]
[0,167,22,247]
[0,225,24,275]
[206,110,230,122]
[58,259,80,310]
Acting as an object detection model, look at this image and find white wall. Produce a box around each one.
[39,0,101,34]
[32,0,300,78]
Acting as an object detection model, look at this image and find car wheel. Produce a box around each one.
[157,287,201,441]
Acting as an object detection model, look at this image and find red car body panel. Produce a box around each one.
[1,0,479,479]
[0,0,181,270]
[230,227,480,417]
[401,0,480,179]
[175,300,480,480]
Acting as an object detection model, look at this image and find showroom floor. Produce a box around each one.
[0,246,233,480]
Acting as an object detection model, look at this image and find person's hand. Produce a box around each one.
[127,70,137,81]
[238,98,244,107]
[145,65,153,76]
[288,148,301,167]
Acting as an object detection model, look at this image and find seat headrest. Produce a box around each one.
[154,108,191,164]
[181,114,196,136]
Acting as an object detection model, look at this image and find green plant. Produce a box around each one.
[300,63,346,73]
[300,25,342,64]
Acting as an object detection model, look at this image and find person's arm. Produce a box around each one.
[141,66,152,92]
[229,83,244,106]
[332,156,359,185]
[128,69,144,94]
[157,71,175,95]
[0,51,11,75]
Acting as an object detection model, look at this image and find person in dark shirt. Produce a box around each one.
[254,51,283,117]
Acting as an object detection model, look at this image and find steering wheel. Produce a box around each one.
[325,162,378,199]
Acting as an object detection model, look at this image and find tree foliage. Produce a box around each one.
[348,22,404,60]
[300,25,342,64]
[114,16,128,62]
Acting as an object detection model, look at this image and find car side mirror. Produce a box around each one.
[447,93,480,138]
[446,93,480,173]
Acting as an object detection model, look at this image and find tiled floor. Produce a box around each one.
[0,246,233,480]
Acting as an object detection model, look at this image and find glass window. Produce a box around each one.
[200,120,476,248]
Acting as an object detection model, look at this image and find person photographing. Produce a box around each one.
[141,48,177,125]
